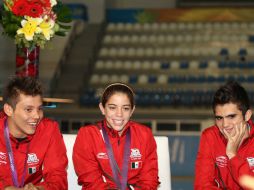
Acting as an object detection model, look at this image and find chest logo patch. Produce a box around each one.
[27,153,39,165]
[216,156,228,167]
[247,157,254,169]
[130,148,142,160]
[0,152,7,165]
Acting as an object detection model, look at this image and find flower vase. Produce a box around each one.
[16,46,40,78]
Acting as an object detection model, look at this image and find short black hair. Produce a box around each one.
[3,76,43,109]
[212,81,250,115]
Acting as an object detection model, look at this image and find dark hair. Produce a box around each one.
[3,76,43,109]
[212,81,250,115]
[101,83,135,109]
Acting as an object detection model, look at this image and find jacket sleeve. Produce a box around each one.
[194,132,221,190]
[228,153,254,186]
[136,130,159,189]
[36,122,68,190]
[72,128,107,189]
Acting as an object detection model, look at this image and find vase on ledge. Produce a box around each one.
[16,45,40,78]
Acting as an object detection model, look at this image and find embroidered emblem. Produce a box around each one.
[247,157,254,168]
[216,156,228,167]
[28,167,37,174]
[0,152,7,165]
[97,152,108,159]
[27,153,39,165]
[131,161,142,169]
[130,148,142,160]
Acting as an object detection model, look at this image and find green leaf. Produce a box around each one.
[58,23,72,30]
[55,31,67,36]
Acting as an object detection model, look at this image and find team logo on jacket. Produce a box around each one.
[130,148,142,160]
[27,153,39,165]
[216,156,227,167]
[97,152,108,159]
[0,152,7,165]
[247,157,254,169]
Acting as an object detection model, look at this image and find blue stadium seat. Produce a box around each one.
[129,75,138,84]
[180,61,189,69]
[160,62,170,70]
[148,75,158,84]
[199,61,208,69]
[239,48,247,57]
[218,61,227,69]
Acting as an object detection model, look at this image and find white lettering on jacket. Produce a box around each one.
[130,148,142,160]
[27,153,39,165]
[0,152,7,165]
[216,156,227,167]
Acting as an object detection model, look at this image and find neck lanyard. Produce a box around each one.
[101,124,131,190]
[3,120,29,187]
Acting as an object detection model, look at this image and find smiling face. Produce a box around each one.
[99,92,135,135]
[214,102,252,138]
[4,93,43,138]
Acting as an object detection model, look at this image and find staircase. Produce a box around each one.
[51,22,104,103]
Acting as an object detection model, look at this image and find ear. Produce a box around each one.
[3,103,13,117]
[99,103,105,115]
[245,109,252,122]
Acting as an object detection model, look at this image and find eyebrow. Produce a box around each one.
[107,104,131,107]
[215,113,237,118]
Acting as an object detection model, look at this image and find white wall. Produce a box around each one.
[106,0,176,8]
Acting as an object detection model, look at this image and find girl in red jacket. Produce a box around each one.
[73,83,159,190]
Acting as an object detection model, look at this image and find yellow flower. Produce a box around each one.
[17,17,43,41]
[39,17,55,40]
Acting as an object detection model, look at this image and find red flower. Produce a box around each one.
[12,0,29,16]
[27,3,43,17]
[16,56,25,67]
[30,0,51,8]
[28,64,37,76]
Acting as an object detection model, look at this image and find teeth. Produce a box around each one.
[29,123,37,126]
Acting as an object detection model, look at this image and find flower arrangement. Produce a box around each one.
[0,0,72,48]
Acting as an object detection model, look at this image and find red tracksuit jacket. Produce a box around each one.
[195,120,254,190]
[0,117,68,189]
[73,120,159,189]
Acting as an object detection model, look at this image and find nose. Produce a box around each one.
[116,107,123,116]
[222,118,229,128]
[33,110,41,119]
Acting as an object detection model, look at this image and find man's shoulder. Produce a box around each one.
[202,125,220,137]
[78,124,100,134]
[37,118,58,132]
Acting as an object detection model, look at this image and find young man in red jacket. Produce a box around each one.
[195,81,254,189]
[0,76,67,190]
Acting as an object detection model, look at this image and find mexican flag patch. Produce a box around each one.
[28,167,37,174]
[131,161,142,169]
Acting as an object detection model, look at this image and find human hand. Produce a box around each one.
[23,183,44,190]
[223,121,247,159]
[240,175,254,189]
[4,186,22,190]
